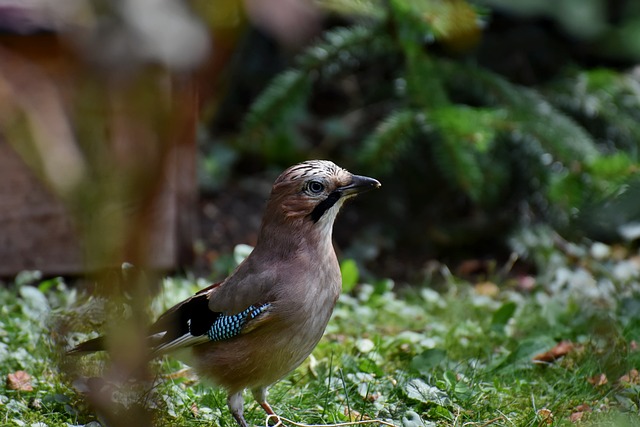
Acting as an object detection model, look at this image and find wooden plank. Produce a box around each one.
[0,11,200,277]
[0,138,188,276]
[0,139,82,275]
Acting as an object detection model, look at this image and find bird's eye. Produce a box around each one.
[307,181,325,194]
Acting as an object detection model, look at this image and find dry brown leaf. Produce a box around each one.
[532,341,574,363]
[537,408,553,424]
[343,407,370,422]
[587,373,608,387]
[163,367,198,382]
[630,255,640,269]
[517,275,536,292]
[569,412,585,423]
[574,404,591,412]
[569,403,592,422]
[619,369,639,386]
[457,259,485,276]
[611,245,628,260]
[474,281,499,297]
[6,370,33,391]
[364,392,381,402]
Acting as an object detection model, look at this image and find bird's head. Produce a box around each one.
[266,160,381,228]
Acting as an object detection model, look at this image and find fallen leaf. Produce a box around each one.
[343,407,370,422]
[365,392,381,402]
[537,408,553,424]
[587,373,608,387]
[163,367,198,385]
[517,275,536,292]
[355,338,375,353]
[630,255,640,269]
[6,370,33,391]
[569,412,584,423]
[569,403,592,422]
[405,378,451,406]
[30,397,42,409]
[590,242,611,260]
[611,244,629,260]
[619,369,639,386]
[532,341,574,363]
[456,259,484,276]
[308,354,319,378]
[474,281,499,297]
[574,404,591,412]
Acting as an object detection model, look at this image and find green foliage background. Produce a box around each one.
[3,1,640,427]
[204,0,640,265]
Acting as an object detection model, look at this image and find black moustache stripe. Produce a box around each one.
[310,191,342,223]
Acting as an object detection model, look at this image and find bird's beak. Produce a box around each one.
[340,174,381,197]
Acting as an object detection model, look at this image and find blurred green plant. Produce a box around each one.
[235,0,640,251]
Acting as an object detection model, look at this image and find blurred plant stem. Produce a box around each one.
[0,2,212,425]
[0,0,327,424]
[0,47,179,427]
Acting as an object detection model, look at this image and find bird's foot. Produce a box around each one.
[232,412,250,427]
[266,414,283,427]
[228,392,250,427]
[260,401,276,416]
[262,403,283,426]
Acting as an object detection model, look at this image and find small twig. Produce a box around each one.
[463,416,506,427]
[266,414,398,427]
[498,252,519,278]
[162,367,194,380]
[478,416,506,427]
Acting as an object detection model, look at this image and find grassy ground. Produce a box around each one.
[1,238,640,427]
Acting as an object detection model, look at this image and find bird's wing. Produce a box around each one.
[207,256,281,313]
[148,281,272,356]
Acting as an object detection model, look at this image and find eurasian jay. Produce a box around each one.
[70,160,381,427]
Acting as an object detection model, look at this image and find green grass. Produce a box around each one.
[1,243,640,427]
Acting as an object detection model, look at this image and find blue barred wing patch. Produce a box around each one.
[206,303,270,342]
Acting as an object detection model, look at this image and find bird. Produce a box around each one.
[69,160,381,427]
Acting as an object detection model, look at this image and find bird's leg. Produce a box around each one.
[227,392,249,427]
[260,401,276,416]
[252,387,278,422]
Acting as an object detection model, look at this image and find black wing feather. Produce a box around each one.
[151,292,221,347]
[69,283,223,355]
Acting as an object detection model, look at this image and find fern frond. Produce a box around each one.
[400,0,481,48]
[404,46,449,108]
[545,69,640,158]
[387,1,450,108]
[296,25,393,80]
[242,25,393,144]
[514,97,598,163]
[428,106,506,202]
[242,69,312,140]
[315,0,386,19]
[438,60,600,164]
[359,109,421,173]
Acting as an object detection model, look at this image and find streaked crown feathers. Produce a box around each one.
[269,160,353,220]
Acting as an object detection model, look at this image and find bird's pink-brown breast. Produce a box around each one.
[192,277,338,393]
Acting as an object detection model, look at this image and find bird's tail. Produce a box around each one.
[67,336,106,354]
[68,281,224,357]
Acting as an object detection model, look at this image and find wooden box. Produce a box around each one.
[0,33,198,277]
